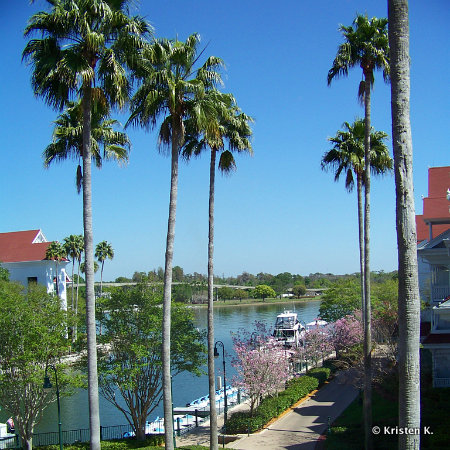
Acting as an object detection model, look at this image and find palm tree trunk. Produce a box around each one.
[55,261,60,298]
[162,121,180,450]
[74,258,81,344]
[363,74,373,450]
[82,85,101,450]
[71,260,75,311]
[71,259,75,343]
[208,148,218,449]
[100,261,104,295]
[357,173,365,322]
[388,2,421,448]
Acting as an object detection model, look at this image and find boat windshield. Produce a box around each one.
[275,316,296,329]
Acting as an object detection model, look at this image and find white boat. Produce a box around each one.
[305,319,328,330]
[273,311,305,348]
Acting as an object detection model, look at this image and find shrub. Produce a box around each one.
[306,367,331,386]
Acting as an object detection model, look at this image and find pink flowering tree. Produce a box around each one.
[331,313,364,357]
[231,322,290,416]
[299,325,334,369]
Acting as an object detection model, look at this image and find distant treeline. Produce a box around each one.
[113,268,398,296]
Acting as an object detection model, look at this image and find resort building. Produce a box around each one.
[416,166,450,304]
[416,166,450,387]
[0,229,69,309]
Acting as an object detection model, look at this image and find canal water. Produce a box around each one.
[32,300,320,433]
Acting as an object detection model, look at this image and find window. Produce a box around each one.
[27,277,38,285]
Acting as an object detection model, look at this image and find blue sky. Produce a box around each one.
[1,0,449,281]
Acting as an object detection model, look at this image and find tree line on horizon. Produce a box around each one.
[115,267,398,290]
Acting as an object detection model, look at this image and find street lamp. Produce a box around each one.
[43,365,63,450]
[214,341,228,428]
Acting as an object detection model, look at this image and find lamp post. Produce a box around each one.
[214,341,228,428]
[43,365,63,450]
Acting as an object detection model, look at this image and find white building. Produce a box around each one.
[0,229,69,309]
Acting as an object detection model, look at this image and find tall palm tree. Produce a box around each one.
[45,241,67,300]
[43,99,131,194]
[63,234,84,342]
[95,241,114,294]
[388,1,421,448]
[127,34,223,448]
[23,2,151,447]
[328,15,389,448]
[183,91,253,447]
[321,119,392,318]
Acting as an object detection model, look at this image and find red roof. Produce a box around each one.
[0,230,52,263]
[415,166,450,241]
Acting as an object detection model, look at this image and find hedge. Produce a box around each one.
[226,374,321,434]
[306,367,331,386]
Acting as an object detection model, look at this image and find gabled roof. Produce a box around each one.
[0,229,52,263]
[423,229,450,249]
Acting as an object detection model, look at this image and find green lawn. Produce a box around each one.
[325,349,450,449]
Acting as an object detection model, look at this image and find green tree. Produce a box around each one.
[97,284,205,440]
[0,265,10,281]
[183,89,253,447]
[172,283,192,303]
[95,241,114,294]
[292,284,306,298]
[43,99,130,194]
[253,284,276,301]
[321,119,392,316]
[328,15,389,447]
[172,265,184,282]
[319,279,361,322]
[388,1,421,447]
[45,241,67,300]
[23,3,151,447]
[235,289,248,301]
[218,286,234,300]
[0,281,74,450]
[63,234,84,342]
[271,272,294,295]
[127,34,223,446]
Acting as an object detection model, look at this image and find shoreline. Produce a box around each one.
[190,297,322,309]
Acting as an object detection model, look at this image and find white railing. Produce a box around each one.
[434,377,450,388]
[432,285,450,303]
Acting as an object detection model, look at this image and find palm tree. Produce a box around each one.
[45,241,67,300]
[127,34,223,448]
[63,234,84,342]
[321,119,392,317]
[23,2,151,447]
[327,15,389,448]
[95,241,114,294]
[183,91,253,447]
[388,1,421,448]
[43,100,130,194]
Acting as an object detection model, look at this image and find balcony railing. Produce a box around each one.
[431,285,450,304]
[434,377,450,388]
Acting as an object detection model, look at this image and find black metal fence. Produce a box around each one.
[2,391,249,448]
[1,424,135,449]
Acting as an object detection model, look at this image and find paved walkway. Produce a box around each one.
[176,370,358,449]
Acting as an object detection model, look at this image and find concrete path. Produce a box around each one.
[176,370,358,449]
